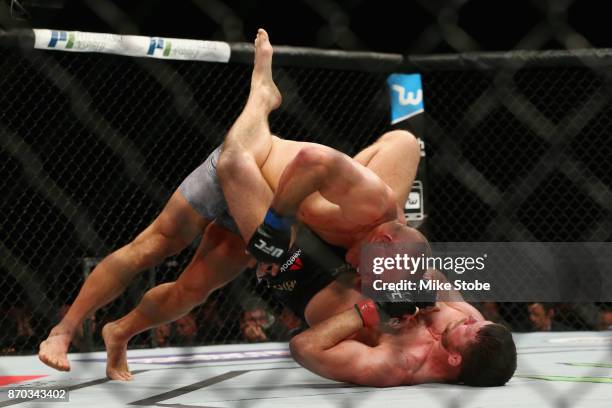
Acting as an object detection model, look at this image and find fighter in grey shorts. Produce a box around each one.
[181,147,360,324]
[178,145,239,234]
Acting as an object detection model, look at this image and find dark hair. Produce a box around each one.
[457,323,517,386]
[529,302,557,313]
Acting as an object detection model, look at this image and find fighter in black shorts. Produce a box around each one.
[179,146,356,322]
[263,227,351,321]
[39,28,441,384]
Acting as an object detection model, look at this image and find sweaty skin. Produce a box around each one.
[217,30,491,387]
[39,29,422,382]
[261,138,402,248]
[38,191,218,374]
[299,274,488,386]
[217,29,420,272]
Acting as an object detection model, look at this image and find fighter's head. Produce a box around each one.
[442,317,517,386]
[347,221,431,266]
[369,220,429,246]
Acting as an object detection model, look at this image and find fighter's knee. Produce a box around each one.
[294,145,338,171]
[378,130,419,153]
[129,230,185,270]
[217,148,254,181]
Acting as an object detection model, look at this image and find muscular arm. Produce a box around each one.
[290,308,409,387]
[271,145,396,225]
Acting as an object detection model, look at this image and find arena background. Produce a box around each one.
[1,0,611,357]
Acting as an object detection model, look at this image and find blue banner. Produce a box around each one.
[387,73,424,125]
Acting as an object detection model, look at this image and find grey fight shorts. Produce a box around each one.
[178,145,240,234]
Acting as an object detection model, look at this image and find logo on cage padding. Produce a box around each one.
[387,73,424,125]
[405,191,421,210]
[391,85,423,106]
[48,31,75,49]
[148,38,173,56]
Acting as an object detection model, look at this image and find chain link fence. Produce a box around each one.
[1,30,611,357]
[423,60,612,332]
[0,42,393,354]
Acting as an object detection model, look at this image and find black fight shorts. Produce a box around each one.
[264,227,352,320]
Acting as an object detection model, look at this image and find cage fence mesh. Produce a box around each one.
[1,37,612,362]
[0,3,609,408]
[0,47,393,354]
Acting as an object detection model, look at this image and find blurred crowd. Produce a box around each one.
[150,297,305,348]
[479,302,612,333]
[0,293,307,354]
[2,300,610,355]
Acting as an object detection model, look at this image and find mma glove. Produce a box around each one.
[355,287,437,328]
[247,208,294,264]
[379,287,437,317]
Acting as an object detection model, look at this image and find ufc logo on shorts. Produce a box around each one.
[254,239,284,258]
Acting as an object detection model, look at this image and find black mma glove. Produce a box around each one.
[376,286,437,319]
[355,288,437,328]
[247,208,295,263]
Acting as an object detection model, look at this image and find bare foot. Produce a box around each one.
[250,28,282,111]
[38,328,72,371]
[102,322,133,381]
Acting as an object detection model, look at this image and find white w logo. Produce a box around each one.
[392,85,423,106]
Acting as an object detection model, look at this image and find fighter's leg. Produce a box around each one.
[102,223,248,380]
[352,130,420,206]
[39,190,206,371]
[270,143,398,225]
[217,29,280,241]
